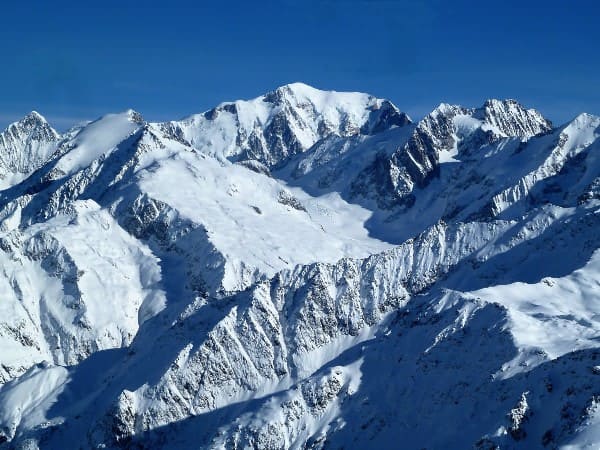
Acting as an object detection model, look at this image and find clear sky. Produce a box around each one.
[0,0,597,130]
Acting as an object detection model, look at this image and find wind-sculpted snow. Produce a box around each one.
[0,84,598,449]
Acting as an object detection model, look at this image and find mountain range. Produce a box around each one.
[0,82,598,449]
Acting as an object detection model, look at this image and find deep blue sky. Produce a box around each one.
[0,0,597,130]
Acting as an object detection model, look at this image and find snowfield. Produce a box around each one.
[0,83,598,449]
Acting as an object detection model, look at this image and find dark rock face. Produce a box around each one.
[253,106,306,166]
[350,151,416,210]
[362,100,412,135]
[475,99,552,137]
[233,86,411,168]
[350,99,553,210]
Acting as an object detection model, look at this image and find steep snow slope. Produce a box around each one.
[0,84,598,449]
[0,200,164,383]
[4,203,598,449]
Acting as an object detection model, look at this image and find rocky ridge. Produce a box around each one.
[0,84,597,449]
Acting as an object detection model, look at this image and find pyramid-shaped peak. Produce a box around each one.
[24,110,48,123]
[3,111,59,141]
[0,111,60,176]
[476,98,552,137]
[7,111,51,130]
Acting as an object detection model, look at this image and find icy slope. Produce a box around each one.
[0,85,598,449]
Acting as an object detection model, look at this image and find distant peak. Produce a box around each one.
[428,99,530,119]
[565,112,600,130]
[475,98,552,137]
[478,98,545,117]
[482,98,519,107]
[478,98,541,115]
[263,82,324,103]
[572,112,598,121]
[0,110,60,176]
[3,111,58,139]
[11,111,50,128]
[265,82,380,104]
[25,110,47,122]
[435,102,455,112]
[95,109,144,125]
[125,109,145,124]
[277,81,318,92]
[430,103,464,117]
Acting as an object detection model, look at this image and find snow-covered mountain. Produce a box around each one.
[157,82,410,167]
[0,84,598,449]
[0,112,60,189]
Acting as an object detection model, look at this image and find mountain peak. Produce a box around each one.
[3,111,59,139]
[272,81,320,95]
[479,98,535,117]
[563,112,600,133]
[263,82,374,107]
[125,109,145,124]
[0,86,600,449]
[571,111,599,123]
[430,102,466,118]
[165,83,410,167]
[5,110,55,134]
[0,111,60,178]
[482,98,519,108]
[23,110,47,123]
[270,81,362,96]
[475,98,552,137]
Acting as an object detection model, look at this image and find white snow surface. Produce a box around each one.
[0,84,598,449]
[53,110,141,176]
[137,145,391,292]
[0,364,68,439]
